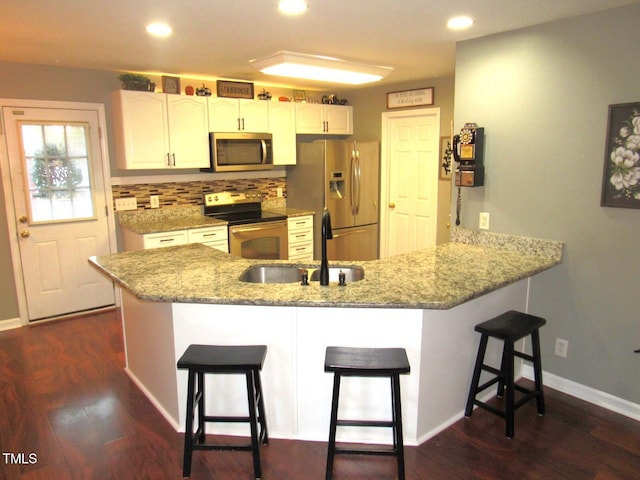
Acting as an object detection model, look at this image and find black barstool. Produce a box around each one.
[177,344,268,479]
[324,346,411,480]
[465,310,546,438]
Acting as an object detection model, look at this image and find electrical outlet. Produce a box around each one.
[150,195,160,209]
[276,187,283,198]
[479,212,490,230]
[554,338,569,358]
[115,197,137,211]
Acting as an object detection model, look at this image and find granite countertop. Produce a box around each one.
[90,228,563,310]
[118,205,314,235]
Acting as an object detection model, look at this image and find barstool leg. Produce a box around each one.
[253,368,269,444]
[183,370,196,478]
[196,372,205,444]
[246,370,262,480]
[504,340,515,438]
[531,329,546,415]
[497,342,508,397]
[325,373,341,480]
[391,374,406,480]
[465,334,489,416]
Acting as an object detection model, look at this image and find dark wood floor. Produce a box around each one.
[1,310,638,480]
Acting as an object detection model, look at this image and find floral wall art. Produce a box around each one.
[601,102,640,208]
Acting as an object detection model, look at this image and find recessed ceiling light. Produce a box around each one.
[278,0,308,15]
[447,16,474,30]
[146,22,173,38]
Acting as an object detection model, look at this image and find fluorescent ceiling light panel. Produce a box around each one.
[250,51,392,85]
[447,16,474,30]
[278,0,308,15]
[146,22,172,37]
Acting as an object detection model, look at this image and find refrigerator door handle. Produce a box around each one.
[330,227,374,238]
[350,150,357,215]
[355,149,362,216]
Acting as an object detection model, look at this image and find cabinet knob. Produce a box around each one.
[19,215,28,223]
[20,230,30,238]
[389,202,396,209]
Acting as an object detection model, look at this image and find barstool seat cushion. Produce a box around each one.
[324,346,410,375]
[474,310,546,341]
[177,344,267,372]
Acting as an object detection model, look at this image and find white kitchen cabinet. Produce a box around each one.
[295,103,353,135]
[287,215,314,261]
[122,225,229,252]
[187,226,229,251]
[123,229,189,250]
[269,101,297,165]
[112,90,209,169]
[208,97,269,133]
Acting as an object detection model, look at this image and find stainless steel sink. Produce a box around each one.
[239,264,364,284]
[309,266,364,283]
[239,265,308,283]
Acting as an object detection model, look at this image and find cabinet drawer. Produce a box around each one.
[143,231,188,249]
[288,215,313,231]
[288,229,313,244]
[288,241,313,260]
[188,226,228,244]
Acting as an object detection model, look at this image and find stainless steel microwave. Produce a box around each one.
[204,132,273,172]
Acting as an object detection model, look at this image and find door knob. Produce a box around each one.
[19,215,28,223]
[20,230,30,238]
[389,202,396,209]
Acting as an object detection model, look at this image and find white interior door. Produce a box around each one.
[380,108,440,258]
[2,105,115,321]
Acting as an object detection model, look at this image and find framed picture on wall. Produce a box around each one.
[439,136,453,180]
[601,102,640,208]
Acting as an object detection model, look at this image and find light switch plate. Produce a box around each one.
[479,212,490,230]
[150,195,160,209]
[115,197,137,211]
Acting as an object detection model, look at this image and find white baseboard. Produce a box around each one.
[523,365,640,422]
[124,367,181,431]
[0,317,22,332]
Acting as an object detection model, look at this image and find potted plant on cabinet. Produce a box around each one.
[118,73,155,92]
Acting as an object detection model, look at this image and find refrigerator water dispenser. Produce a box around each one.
[329,171,345,199]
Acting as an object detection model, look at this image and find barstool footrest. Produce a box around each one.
[473,400,506,418]
[191,443,254,452]
[336,419,395,428]
[203,415,252,423]
[335,446,399,456]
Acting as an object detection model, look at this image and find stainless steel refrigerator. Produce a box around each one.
[287,139,379,261]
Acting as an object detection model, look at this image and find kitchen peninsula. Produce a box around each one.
[90,228,562,445]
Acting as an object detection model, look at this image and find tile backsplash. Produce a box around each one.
[111,177,286,210]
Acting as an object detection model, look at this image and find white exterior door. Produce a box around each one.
[2,105,115,321]
[380,108,440,258]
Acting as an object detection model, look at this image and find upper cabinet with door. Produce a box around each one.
[295,103,353,135]
[111,90,209,169]
[208,97,269,133]
[269,101,296,165]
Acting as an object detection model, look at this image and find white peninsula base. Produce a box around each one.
[120,279,532,446]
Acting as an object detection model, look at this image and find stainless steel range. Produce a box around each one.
[203,190,288,259]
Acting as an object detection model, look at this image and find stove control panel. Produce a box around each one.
[203,190,263,207]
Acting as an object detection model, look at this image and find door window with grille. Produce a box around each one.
[20,123,95,223]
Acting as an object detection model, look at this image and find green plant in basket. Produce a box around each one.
[118,73,155,92]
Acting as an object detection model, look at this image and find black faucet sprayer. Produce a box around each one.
[320,207,333,286]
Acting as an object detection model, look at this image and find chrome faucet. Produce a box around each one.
[320,207,333,286]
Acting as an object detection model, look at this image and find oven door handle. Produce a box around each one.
[230,221,287,235]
